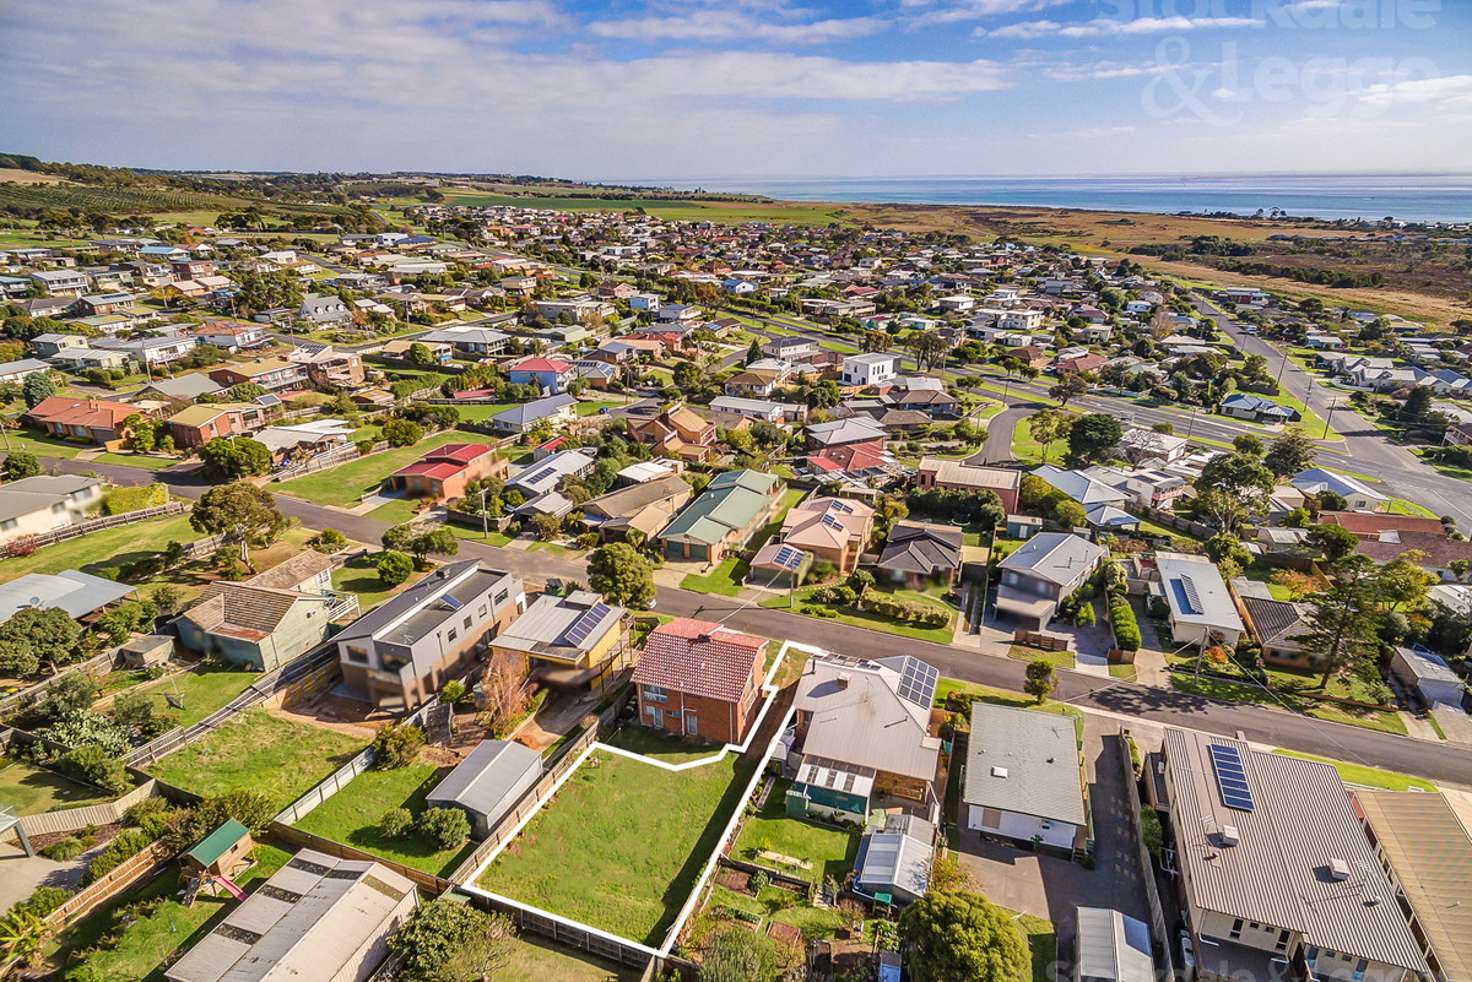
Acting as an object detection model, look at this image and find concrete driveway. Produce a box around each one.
[952,715,1149,964]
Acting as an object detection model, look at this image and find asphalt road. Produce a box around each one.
[50,455,1472,788]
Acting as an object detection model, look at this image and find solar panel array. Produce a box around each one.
[895,657,939,709]
[563,601,612,648]
[1177,574,1203,615]
[1208,743,1255,812]
[820,513,845,531]
[440,595,463,611]
[525,466,556,486]
[830,500,854,514]
[772,545,806,571]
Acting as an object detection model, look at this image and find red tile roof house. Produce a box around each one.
[632,618,768,745]
[25,395,143,447]
[384,443,507,503]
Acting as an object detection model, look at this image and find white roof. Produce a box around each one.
[1290,468,1388,502]
[0,571,135,624]
[1155,552,1245,634]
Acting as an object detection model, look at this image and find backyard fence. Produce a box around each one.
[273,442,366,481]
[269,822,454,897]
[1013,629,1071,652]
[0,649,118,720]
[13,779,159,840]
[10,500,188,552]
[1111,730,1176,982]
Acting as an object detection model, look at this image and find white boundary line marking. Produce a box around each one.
[460,639,822,959]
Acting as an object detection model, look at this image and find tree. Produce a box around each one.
[198,436,271,481]
[37,671,97,722]
[382,417,424,447]
[407,342,436,367]
[190,482,286,567]
[698,927,780,982]
[372,721,426,768]
[1048,372,1088,407]
[3,450,40,480]
[1232,434,1265,457]
[1402,385,1433,421]
[1197,452,1274,529]
[587,542,655,608]
[225,382,267,401]
[1307,523,1360,565]
[1024,659,1056,704]
[407,528,459,563]
[389,898,515,982]
[1027,410,1073,465]
[1293,556,1382,689]
[899,890,1029,982]
[418,807,471,850]
[0,607,82,677]
[1052,499,1087,529]
[1264,427,1317,478]
[377,549,414,585]
[906,331,950,372]
[745,339,761,365]
[530,511,563,541]
[22,372,55,409]
[1066,413,1122,465]
[479,649,531,738]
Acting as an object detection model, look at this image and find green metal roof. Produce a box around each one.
[186,818,249,867]
[660,470,776,545]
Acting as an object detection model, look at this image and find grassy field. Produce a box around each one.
[500,935,641,981]
[0,429,92,459]
[452,402,517,422]
[0,757,118,815]
[276,428,485,506]
[478,728,756,944]
[731,778,859,886]
[147,708,368,810]
[1010,414,1072,466]
[49,843,292,979]
[0,512,199,583]
[331,553,427,610]
[121,666,259,730]
[294,755,475,876]
[758,582,957,645]
[1271,750,1435,792]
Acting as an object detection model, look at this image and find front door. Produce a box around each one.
[685,713,698,737]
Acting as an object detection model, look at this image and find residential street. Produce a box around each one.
[47,455,1472,789]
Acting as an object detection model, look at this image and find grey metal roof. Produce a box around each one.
[493,393,576,427]
[0,571,135,624]
[426,739,541,820]
[1075,907,1155,982]
[1155,552,1245,634]
[998,531,1106,587]
[1162,728,1426,972]
[332,561,515,646]
[962,702,1085,826]
[0,475,97,524]
[491,591,625,661]
[507,449,595,496]
[141,373,224,399]
[792,655,941,782]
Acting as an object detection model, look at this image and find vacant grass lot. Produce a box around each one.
[50,843,292,979]
[0,757,117,815]
[330,553,427,610]
[478,729,756,944]
[758,582,957,645]
[147,708,367,810]
[294,756,475,876]
[731,778,859,886]
[0,513,199,584]
[123,666,259,730]
[276,428,485,506]
[1010,414,1072,466]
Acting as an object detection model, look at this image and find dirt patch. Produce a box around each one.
[716,868,750,893]
[0,168,67,185]
[264,696,381,740]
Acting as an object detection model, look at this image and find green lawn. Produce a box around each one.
[0,429,90,460]
[1272,750,1435,791]
[500,935,640,981]
[330,553,427,610]
[575,400,622,417]
[680,555,748,597]
[1009,909,1058,982]
[122,666,259,730]
[294,756,475,876]
[276,429,486,506]
[935,678,1085,745]
[50,844,292,980]
[0,757,117,815]
[1007,644,1075,671]
[478,731,756,944]
[731,779,860,886]
[90,451,180,470]
[1010,414,1072,466]
[1167,668,1407,735]
[147,708,368,810]
[443,520,513,546]
[1387,497,1438,518]
[1241,562,1296,601]
[452,402,518,422]
[365,497,421,524]
[0,512,200,585]
[758,583,957,645]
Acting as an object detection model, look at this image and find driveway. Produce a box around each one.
[952,715,1149,962]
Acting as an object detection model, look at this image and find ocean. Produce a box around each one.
[660,173,1472,224]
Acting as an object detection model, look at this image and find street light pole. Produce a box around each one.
[1323,397,1337,440]
[480,485,489,542]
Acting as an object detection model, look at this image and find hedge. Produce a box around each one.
[1109,596,1141,652]
[100,483,167,516]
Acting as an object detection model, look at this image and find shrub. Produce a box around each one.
[1074,601,1096,627]
[750,870,770,894]
[124,797,177,838]
[192,790,276,835]
[418,806,470,850]
[310,528,347,553]
[1109,596,1141,652]
[41,834,93,861]
[380,807,414,838]
[12,885,72,919]
[372,722,425,769]
[54,745,131,795]
[440,679,466,707]
[84,828,153,884]
[376,550,414,586]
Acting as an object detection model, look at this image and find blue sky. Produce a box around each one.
[2,0,1468,179]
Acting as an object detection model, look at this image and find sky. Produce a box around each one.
[2,0,1470,181]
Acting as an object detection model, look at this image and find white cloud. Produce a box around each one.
[1041,59,1177,81]
[907,0,1068,27]
[1357,73,1472,108]
[587,10,889,43]
[980,15,1261,39]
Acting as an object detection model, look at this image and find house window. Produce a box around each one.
[643,685,667,703]
[463,616,472,630]
[1275,930,1290,952]
[446,627,458,643]
[345,646,369,664]
[477,604,488,618]
[494,589,509,605]
[1229,919,1243,941]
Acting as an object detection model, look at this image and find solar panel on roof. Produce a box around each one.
[820,513,845,531]
[895,658,938,708]
[1208,743,1255,811]
[772,545,805,571]
[441,595,463,611]
[563,601,612,648]
[830,500,853,513]
[1177,574,1203,615]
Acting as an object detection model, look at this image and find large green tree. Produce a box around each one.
[1066,413,1122,465]
[2,450,41,481]
[0,607,82,677]
[387,898,514,982]
[1264,427,1317,478]
[587,542,655,608]
[198,436,272,482]
[1292,556,1382,689]
[899,890,1030,982]
[189,481,287,567]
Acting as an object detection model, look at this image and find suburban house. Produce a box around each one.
[1073,908,1157,982]
[163,849,417,982]
[165,402,269,449]
[1033,465,1136,529]
[1084,465,1189,511]
[1219,393,1300,424]
[916,457,1021,512]
[875,521,963,588]
[853,813,935,906]
[659,469,784,563]
[763,337,819,362]
[505,448,596,502]
[0,475,103,547]
[1388,645,1466,709]
[994,531,1107,629]
[384,443,505,502]
[787,654,943,824]
[95,334,198,366]
[1117,427,1189,464]
[1154,552,1245,648]
[29,333,87,358]
[754,495,874,577]
[806,416,887,450]
[192,320,270,351]
[1291,469,1388,512]
[1232,581,1313,668]
[0,570,135,626]
[962,702,1085,852]
[507,356,576,394]
[626,404,716,462]
[840,352,899,387]
[335,561,526,711]
[1353,790,1472,982]
[208,357,309,393]
[297,293,351,324]
[580,474,692,542]
[0,359,52,385]
[138,373,225,404]
[1161,729,1427,982]
[25,395,142,446]
[490,590,629,690]
[490,393,577,435]
[288,345,365,389]
[425,739,542,840]
[419,324,511,357]
[708,395,804,424]
[1354,530,1472,581]
[632,617,767,745]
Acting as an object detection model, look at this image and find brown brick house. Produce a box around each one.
[632,618,767,745]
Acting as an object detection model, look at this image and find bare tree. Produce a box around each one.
[478,651,531,738]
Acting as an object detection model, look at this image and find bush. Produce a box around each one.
[310,528,347,553]
[12,885,72,919]
[372,722,425,769]
[380,807,414,839]
[1110,596,1141,652]
[124,797,177,838]
[418,806,470,850]
[1074,601,1096,627]
[54,745,131,794]
[84,828,153,884]
[191,790,276,835]
[41,833,94,861]
[440,679,466,707]
[376,549,414,586]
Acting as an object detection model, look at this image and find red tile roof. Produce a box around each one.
[393,461,461,480]
[428,443,493,464]
[1320,512,1445,537]
[807,440,888,473]
[509,357,573,373]
[632,617,766,704]
[26,396,136,429]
